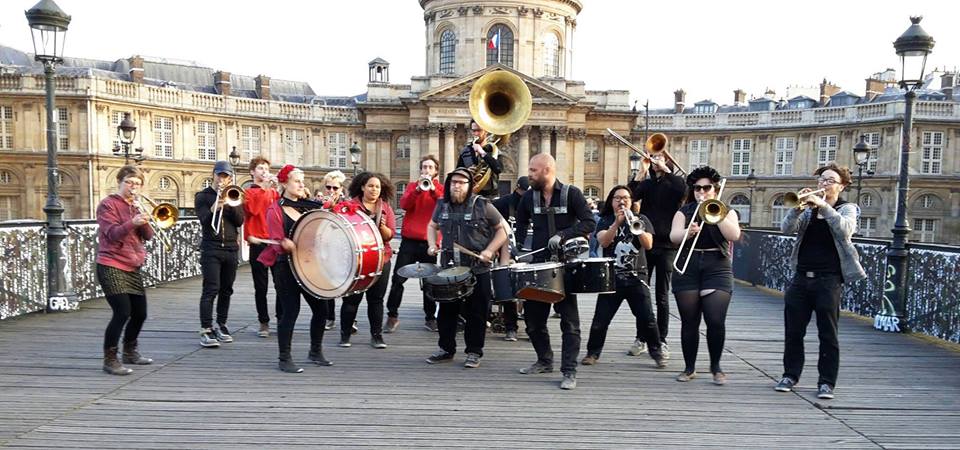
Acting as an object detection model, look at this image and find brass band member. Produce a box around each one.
[385,155,444,333]
[195,161,244,348]
[425,167,508,367]
[491,176,530,341]
[457,119,504,199]
[96,165,154,375]
[339,172,396,349]
[514,153,596,390]
[257,165,332,373]
[243,156,280,338]
[669,166,740,385]
[581,185,666,368]
[316,170,347,331]
[775,164,865,400]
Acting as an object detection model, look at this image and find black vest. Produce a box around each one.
[436,195,493,271]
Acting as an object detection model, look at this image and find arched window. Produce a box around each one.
[729,194,750,224]
[860,193,873,208]
[918,193,939,209]
[584,186,600,199]
[395,182,406,209]
[486,24,514,68]
[584,138,600,163]
[158,176,172,191]
[0,170,11,184]
[439,29,457,75]
[771,195,789,227]
[543,33,560,77]
[396,135,410,159]
[202,178,214,189]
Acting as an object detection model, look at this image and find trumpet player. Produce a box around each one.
[669,166,739,385]
[195,161,244,348]
[385,155,444,333]
[243,156,279,338]
[457,119,503,199]
[775,164,865,400]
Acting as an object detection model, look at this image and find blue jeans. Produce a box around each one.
[783,272,843,388]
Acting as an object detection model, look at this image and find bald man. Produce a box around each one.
[514,153,596,390]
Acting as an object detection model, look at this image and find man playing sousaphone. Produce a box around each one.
[457,119,504,199]
[425,167,508,368]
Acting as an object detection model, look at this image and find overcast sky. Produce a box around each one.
[1,1,957,108]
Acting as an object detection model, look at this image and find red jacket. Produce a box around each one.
[96,194,155,271]
[398,179,443,241]
[243,184,279,242]
[256,200,287,267]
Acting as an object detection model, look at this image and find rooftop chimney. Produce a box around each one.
[733,89,747,106]
[819,78,841,106]
[128,56,144,84]
[674,89,686,114]
[255,75,271,100]
[942,72,956,100]
[214,71,231,96]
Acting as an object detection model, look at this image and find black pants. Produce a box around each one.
[249,243,280,325]
[325,298,335,321]
[386,238,437,320]
[524,294,581,375]
[199,247,239,329]
[341,260,391,338]
[438,272,491,356]
[783,273,843,388]
[103,293,147,349]
[587,281,662,359]
[502,302,519,332]
[273,261,326,356]
[645,247,676,342]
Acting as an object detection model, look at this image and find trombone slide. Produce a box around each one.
[672,179,727,275]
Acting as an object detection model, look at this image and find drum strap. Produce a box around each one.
[532,183,569,237]
[282,206,303,223]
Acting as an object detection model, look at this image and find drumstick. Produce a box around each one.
[515,247,548,260]
[259,239,281,245]
[453,243,483,259]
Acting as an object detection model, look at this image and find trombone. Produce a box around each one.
[783,188,826,209]
[211,184,244,235]
[134,194,178,251]
[606,129,687,177]
[673,179,728,275]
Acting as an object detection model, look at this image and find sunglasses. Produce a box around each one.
[325,185,340,191]
[692,184,714,192]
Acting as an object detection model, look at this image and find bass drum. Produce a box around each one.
[566,257,616,294]
[511,262,565,303]
[289,209,385,298]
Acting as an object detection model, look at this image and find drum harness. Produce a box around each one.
[438,195,483,268]
[532,183,569,262]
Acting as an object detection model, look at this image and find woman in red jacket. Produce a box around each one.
[95,165,155,376]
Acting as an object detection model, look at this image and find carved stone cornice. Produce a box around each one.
[568,128,587,140]
[427,123,441,135]
[715,136,727,143]
[518,5,529,15]
[457,6,468,16]
[472,5,483,15]
[490,6,511,15]
[423,12,435,23]
[602,135,620,145]
[553,126,568,136]
[533,8,544,17]
[515,126,531,138]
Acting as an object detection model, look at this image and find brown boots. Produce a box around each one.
[102,347,133,376]
[121,340,154,365]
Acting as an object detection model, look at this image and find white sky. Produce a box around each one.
[1,0,957,108]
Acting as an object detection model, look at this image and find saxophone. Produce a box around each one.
[469,135,499,194]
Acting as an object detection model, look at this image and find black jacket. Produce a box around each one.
[629,172,686,248]
[195,187,244,250]
[456,143,503,198]
[492,191,523,221]
[514,180,596,262]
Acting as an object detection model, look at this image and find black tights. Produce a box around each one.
[103,293,147,350]
[675,290,731,374]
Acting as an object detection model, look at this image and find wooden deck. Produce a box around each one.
[1,266,958,449]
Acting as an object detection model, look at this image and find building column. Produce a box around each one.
[555,126,569,183]
[602,136,619,194]
[539,127,551,155]
[377,132,391,176]
[409,126,423,181]
[443,124,456,175]
[427,124,441,173]
[516,126,530,178]
[570,128,586,189]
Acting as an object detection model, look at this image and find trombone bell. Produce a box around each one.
[469,70,532,136]
[698,199,728,225]
[645,133,668,153]
[152,203,178,229]
[223,185,244,207]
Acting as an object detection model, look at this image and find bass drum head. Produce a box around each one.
[290,210,359,298]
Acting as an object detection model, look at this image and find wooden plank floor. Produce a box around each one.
[1,266,958,449]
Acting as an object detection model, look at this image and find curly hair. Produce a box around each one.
[322,170,346,186]
[685,165,723,203]
[347,171,394,201]
[814,163,852,186]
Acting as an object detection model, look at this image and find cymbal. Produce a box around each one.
[397,262,441,279]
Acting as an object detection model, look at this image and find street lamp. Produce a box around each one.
[878,16,935,333]
[629,153,642,180]
[349,141,361,176]
[26,0,76,312]
[228,146,241,167]
[113,112,144,164]
[852,134,872,205]
[745,169,757,227]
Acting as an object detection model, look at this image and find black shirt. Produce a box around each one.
[431,195,504,272]
[514,181,596,263]
[492,191,522,221]
[196,187,244,250]
[796,200,846,274]
[678,202,729,257]
[629,172,686,248]
[595,213,655,284]
[456,143,503,198]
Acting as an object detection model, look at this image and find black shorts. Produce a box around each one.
[671,251,733,294]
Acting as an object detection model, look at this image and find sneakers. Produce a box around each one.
[464,353,481,368]
[504,330,518,342]
[370,335,387,349]
[581,354,599,366]
[627,339,647,356]
[215,325,233,343]
[425,350,454,364]
[278,358,303,373]
[324,319,335,331]
[654,357,668,369]
[774,377,797,392]
[257,323,270,338]
[817,384,835,400]
[384,317,400,333]
[712,371,727,386]
[660,342,671,360]
[338,335,352,348]
[675,371,697,382]
[199,328,221,348]
[519,361,554,374]
[308,348,333,366]
[424,319,439,332]
[351,321,358,335]
[560,373,577,390]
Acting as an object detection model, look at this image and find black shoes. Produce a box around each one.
[425,351,454,364]
[308,346,333,366]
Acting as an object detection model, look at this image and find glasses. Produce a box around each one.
[692,184,714,192]
[450,179,468,186]
[612,195,632,201]
[325,185,340,191]
[122,179,142,187]
[818,177,841,186]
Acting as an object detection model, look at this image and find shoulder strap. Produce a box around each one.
[282,205,302,223]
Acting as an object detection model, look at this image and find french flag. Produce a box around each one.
[488,29,500,49]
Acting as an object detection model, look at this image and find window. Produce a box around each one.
[285,128,305,166]
[774,137,795,176]
[918,194,938,209]
[328,132,348,169]
[0,170,10,184]
[196,121,217,161]
[858,216,876,237]
[543,33,560,77]
[731,138,752,176]
[202,178,214,189]
[241,125,261,162]
[688,139,710,171]
[860,193,873,208]
[395,135,410,159]
[730,194,750,224]
[694,104,717,114]
[110,110,127,151]
[863,132,880,173]
[913,218,937,243]
[486,24,514,68]
[817,135,837,166]
[0,106,12,149]
[439,30,456,75]
[584,186,600,199]
[584,138,600,163]
[395,182,406,208]
[771,195,789,227]
[0,196,16,220]
[158,176,173,191]
[921,131,943,175]
[153,116,174,158]
[56,107,68,151]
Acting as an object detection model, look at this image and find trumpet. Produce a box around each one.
[623,208,645,235]
[418,176,434,191]
[673,179,729,275]
[783,188,826,209]
[135,194,178,251]
[211,184,244,235]
[606,129,687,177]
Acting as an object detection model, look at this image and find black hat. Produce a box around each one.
[516,176,530,191]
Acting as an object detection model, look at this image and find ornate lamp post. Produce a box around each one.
[629,153,642,180]
[228,146,241,167]
[113,112,144,164]
[745,169,757,227]
[349,141,361,177]
[26,0,76,312]
[878,16,935,333]
[852,134,872,205]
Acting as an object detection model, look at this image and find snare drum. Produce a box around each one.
[511,262,565,303]
[422,266,476,303]
[562,237,590,260]
[491,265,516,303]
[289,209,385,298]
[566,257,616,294]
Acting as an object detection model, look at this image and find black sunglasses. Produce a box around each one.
[325,185,340,191]
[692,184,714,192]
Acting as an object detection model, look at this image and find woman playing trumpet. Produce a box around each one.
[669,166,740,385]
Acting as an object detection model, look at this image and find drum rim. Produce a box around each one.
[510,261,564,272]
[289,209,383,298]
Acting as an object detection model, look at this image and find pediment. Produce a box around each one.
[418,64,578,106]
